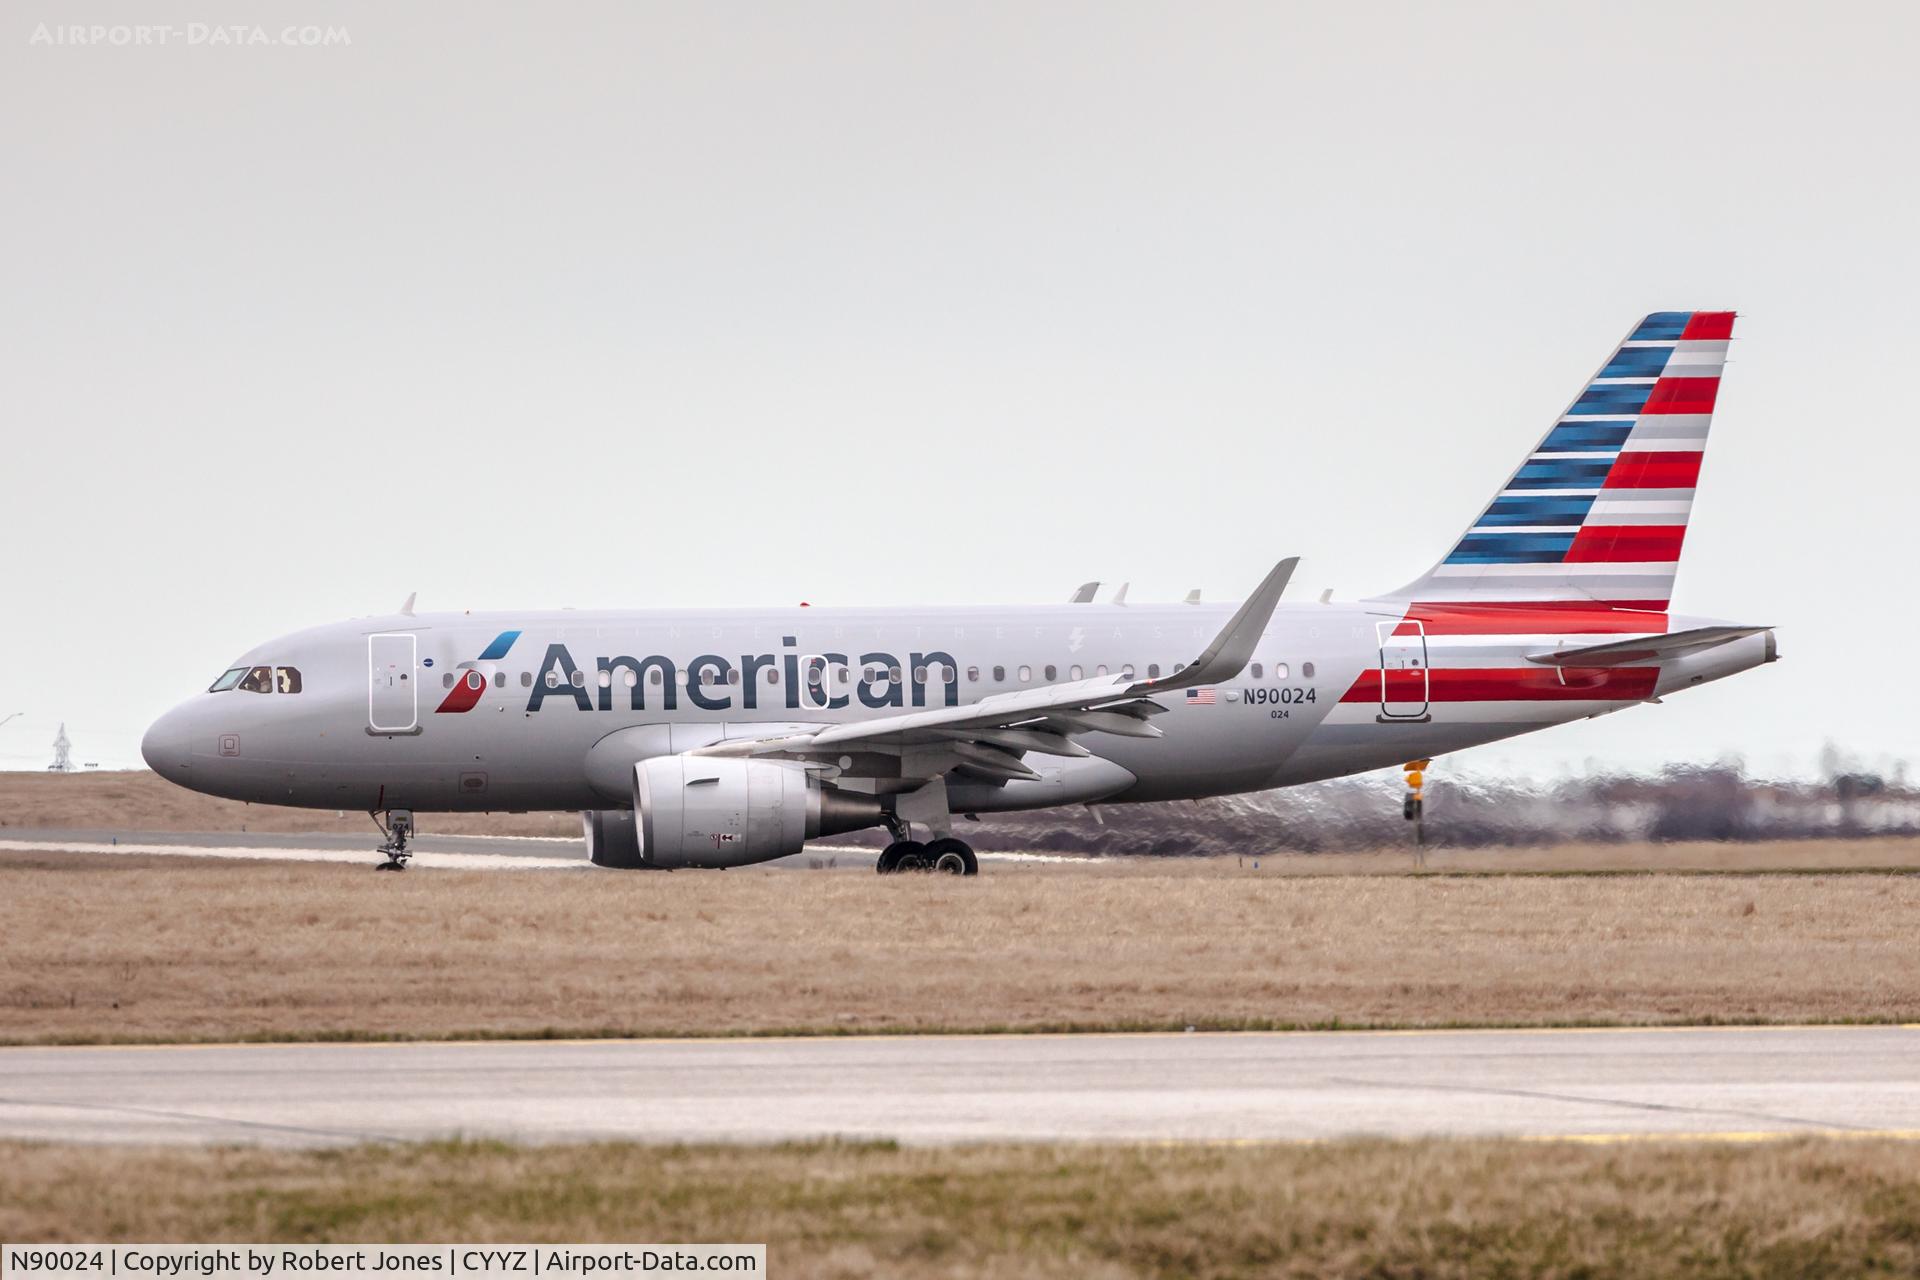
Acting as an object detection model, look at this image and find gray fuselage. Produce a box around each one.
[141,599,1773,819]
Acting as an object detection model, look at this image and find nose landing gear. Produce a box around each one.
[372,809,415,871]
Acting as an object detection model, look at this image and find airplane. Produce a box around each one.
[142,311,1776,872]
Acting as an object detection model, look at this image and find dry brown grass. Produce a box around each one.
[5,1135,1920,1277]
[3,846,1918,1043]
[0,770,578,836]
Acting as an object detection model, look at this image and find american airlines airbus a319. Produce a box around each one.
[144,311,1776,872]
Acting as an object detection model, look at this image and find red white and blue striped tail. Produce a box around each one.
[1382,311,1734,610]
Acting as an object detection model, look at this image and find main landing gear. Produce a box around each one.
[372,809,415,871]
[875,816,978,876]
[876,837,978,875]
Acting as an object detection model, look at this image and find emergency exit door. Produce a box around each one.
[368,633,418,733]
[1375,619,1430,720]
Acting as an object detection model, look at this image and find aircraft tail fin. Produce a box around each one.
[1382,311,1735,609]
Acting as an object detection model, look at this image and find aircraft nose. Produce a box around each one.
[141,705,192,778]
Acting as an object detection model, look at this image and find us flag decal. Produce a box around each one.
[1186,687,1217,705]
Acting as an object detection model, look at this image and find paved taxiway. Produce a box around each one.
[2,1026,1915,1148]
[0,828,1085,870]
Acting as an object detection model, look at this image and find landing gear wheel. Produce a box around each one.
[925,837,978,876]
[876,840,929,873]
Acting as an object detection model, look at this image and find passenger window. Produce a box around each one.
[443,673,456,690]
[1302,662,1316,679]
[237,666,274,694]
[597,670,611,688]
[941,665,956,684]
[728,669,740,685]
[888,666,902,683]
[649,668,663,685]
[1018,665,1031,682]
[768,668,780,685]
[1095,664,1108,677]
[1274,662,1289,680]
[966,666,979,682]
[992,665,1005,682]
[570,670,586,688]
[1251,662,1263,679]
[275,667,302,694]
[467,671,485,691]
[835,666,850,685]
[1147,664,1160,679]
[521,671,533,688]
[1069,665,1083,680]
[624,669,638,688]
[1121,664,1134,678]
[545,670,560,689]
[208,668,248,692]
[913,666,928,683]
[493,671,506,689]
[1044,665,1057,681]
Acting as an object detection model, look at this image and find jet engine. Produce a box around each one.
[585,756,883,869]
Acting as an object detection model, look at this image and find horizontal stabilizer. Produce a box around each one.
[1525,625,1770,667]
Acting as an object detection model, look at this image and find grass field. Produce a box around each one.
[4,845,1918,1043]
[5,1135,1920,1277]
[0,769,580,836]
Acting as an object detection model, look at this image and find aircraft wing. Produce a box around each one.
[694,558,1297,781]
[1524,625,1771,668]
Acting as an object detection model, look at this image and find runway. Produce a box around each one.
[0,829,1081,870]
[2,1026,1915,1148]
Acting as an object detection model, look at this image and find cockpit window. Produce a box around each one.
[237,665,275,694]
[208,668,247,693]
[276,667,303,694]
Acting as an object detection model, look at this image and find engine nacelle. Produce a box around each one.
[615,756,882,869]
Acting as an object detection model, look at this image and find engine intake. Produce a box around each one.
[587,757,883,869]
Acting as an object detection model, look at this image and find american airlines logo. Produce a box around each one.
[433,630,522,714]
[508,638,962,715]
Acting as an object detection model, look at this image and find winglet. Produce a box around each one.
[399,591,417,617]
[1183,589,1201,605]
[1110,582,1130,605]
[1069,581,1100,604]
[1135,558,1296,694]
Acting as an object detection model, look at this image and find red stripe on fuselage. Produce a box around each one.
[1564,524,1688,563]
[1392,604,1671,636]
[1340,666,1661,703]
[1603,451,1703,489]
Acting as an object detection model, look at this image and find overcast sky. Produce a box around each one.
[1,0,1912,778]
